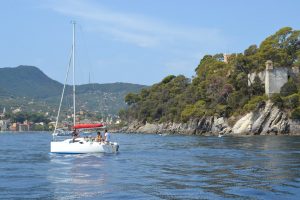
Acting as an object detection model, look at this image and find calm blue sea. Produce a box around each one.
[0,132,300,199]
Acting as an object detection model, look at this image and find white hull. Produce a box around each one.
[51,138,119,154]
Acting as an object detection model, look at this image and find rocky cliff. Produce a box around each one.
[120,101,300,135]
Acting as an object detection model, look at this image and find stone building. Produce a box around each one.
[223,54,231,64]
[248,60,299,96]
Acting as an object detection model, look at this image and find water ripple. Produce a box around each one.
[0,132,300,199]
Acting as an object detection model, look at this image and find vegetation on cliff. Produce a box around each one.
[121,27,300,123]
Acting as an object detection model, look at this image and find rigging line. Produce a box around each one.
[53,48,73,139]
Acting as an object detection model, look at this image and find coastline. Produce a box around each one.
[118,101,300,136]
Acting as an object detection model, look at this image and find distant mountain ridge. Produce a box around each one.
[0,65,145,98]
[0,65,62,98]
[0,65,146,116]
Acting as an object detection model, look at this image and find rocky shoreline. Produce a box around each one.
[119,101,300,136]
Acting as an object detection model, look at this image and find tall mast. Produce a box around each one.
[72,21,76,127]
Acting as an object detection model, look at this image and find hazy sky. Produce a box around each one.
[0,0,299,85]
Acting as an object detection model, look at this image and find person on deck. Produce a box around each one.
[72,129,79,142]
[96,131,102,142]
[104,129,111,143]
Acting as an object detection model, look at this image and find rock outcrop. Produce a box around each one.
[232,101,289,135]
[121,101,299,135]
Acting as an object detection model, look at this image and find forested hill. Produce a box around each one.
[0,65,146,115]
[0,65,62,98]
[121,27,300,123]
[0,65,145,98]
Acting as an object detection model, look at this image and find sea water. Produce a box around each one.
[0,132,300,199]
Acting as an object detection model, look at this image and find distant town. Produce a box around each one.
[0,107,121,132]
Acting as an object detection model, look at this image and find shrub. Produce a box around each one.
[291,107,300,120]
[270,93,284,108]
[181,100,206,122]
[243,95,268,112]
[283,93,300,109]
[181,105,194,122]
[280,79,298,97]
[214,104,226,117]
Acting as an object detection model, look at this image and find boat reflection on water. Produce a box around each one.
[48,153,111,198]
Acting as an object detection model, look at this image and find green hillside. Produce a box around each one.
[0,65,146,116]
[0,65,62,98]
[121,27,300,122]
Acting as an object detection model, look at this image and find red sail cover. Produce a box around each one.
[73,123,104,129]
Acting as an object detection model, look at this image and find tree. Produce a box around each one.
[125,93,141,105]
[280,79,298,96]
[259,27,300,67]
[121,27,300,124]
[244,45,258,56]
[250,76,264,96]
[161,75,176,84]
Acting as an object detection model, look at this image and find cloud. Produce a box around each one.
[164,52,204,76]
[44,0,226,48]
[92,26,159,48]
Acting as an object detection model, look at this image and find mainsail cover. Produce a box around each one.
[73,123,104,129]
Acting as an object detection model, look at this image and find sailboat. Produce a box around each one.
[50,21,119,154]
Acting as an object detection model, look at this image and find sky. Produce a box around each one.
[0,0,299,86]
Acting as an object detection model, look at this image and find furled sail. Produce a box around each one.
[73,123,104,129]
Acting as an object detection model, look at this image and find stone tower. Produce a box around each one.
[265,60,288,97]
[223,53,230,64]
